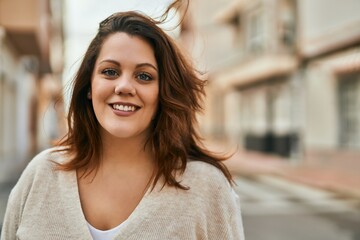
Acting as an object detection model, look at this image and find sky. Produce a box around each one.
[62,0,177,106]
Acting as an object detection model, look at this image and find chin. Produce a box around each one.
[102,127,148,141]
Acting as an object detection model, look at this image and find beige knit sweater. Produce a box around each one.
[1,148,244,240]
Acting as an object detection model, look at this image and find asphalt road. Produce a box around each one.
[234,175,360,240]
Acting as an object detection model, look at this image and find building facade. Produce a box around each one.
[181,0,360,172]
[0,0,65,181]
[298,0,360,170]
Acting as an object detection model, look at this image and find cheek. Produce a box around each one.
[91,81,111,101]
[143,88,159,119]
[150,89,159,111]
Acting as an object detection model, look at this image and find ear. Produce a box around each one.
[87,91,92,99]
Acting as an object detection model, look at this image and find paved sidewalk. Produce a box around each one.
[221,146,360,199]
[204,139,360,198]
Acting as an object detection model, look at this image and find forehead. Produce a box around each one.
[96,32,157,67]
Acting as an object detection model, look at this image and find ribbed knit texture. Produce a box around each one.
[1,148,245,240]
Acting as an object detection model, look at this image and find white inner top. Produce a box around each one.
[87,220,128,240]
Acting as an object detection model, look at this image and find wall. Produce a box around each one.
[299,0,360,57]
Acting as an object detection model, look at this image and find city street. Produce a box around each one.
[234,175,360,240]
[1,0,360,239]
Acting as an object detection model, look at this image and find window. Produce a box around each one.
[338,72,360,149]
[279,0,296,48]
[0,73,3,157]
[247,8,265,54]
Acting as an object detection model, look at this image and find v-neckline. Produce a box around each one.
[68,169,155,238]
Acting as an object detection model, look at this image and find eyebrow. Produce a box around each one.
[98,59,158,72]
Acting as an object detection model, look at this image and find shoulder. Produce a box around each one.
[183,160,230,187]
[9,147,67,198]
[22,146,67,175]
[181,161,234,199]
[179,161,244,238]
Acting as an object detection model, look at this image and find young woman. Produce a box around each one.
[1,10,244,240]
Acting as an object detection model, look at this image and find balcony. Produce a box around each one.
[0,0,50,71]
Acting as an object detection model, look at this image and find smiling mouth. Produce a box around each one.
[111,104,139,112]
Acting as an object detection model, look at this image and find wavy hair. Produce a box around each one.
[57,10,233,189]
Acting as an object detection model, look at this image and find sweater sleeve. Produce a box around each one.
[0,148,54,240]
[0,159,38,240]
[185,161,245,239]
[1,189,21,240]
[209,184,245,240]
[228,190,245,240]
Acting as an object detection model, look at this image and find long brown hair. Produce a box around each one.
[57,10,233,189]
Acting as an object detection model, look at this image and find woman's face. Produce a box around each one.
[90,32,159,142]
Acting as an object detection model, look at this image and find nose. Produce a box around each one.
[114,75,136,96]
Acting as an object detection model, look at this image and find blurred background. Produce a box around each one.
[0,0,360,239]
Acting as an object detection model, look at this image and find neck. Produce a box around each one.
[78,134,156,186]
[100,133,154,171]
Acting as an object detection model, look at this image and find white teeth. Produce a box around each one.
[113,104,136,112]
